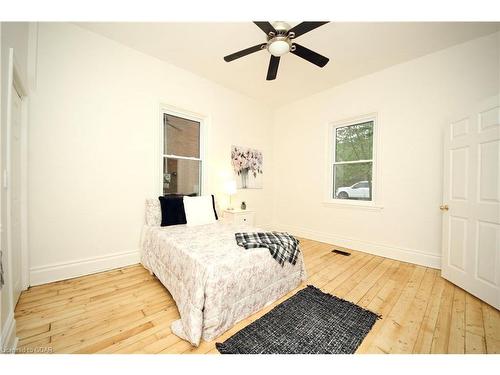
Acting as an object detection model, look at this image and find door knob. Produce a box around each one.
[440,204,449,211]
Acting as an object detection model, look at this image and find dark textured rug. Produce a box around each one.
[216,285,381,354]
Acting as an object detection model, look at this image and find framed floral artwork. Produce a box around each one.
[231,145,263,189]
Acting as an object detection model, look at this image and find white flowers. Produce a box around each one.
[231,146,263,178]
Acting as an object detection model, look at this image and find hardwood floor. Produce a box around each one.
[14,238,500,354]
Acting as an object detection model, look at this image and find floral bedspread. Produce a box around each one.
[140,221,306,346]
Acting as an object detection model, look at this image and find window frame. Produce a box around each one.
[324,113,383,210]
[159,105,206,196]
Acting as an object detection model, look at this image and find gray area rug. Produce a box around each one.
[216,285,381,354]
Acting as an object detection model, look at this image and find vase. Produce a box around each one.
[240,168,249,189]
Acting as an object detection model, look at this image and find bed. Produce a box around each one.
[140,199,307,346]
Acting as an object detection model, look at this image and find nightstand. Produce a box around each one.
[223,209,255,226]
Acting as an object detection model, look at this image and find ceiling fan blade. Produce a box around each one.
[287,21,329,38]
[224,44,266,62]
[291,43,329,68]
[253,21,277,36]
[266,55,280,81]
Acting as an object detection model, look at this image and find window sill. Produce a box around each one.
[322,200,384,211]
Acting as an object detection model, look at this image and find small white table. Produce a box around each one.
[223,209,255,226]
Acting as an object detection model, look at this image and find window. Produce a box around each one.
[162,112,203,196]
[331,118,375,202]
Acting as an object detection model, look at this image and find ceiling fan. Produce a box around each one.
[223,21,330,81]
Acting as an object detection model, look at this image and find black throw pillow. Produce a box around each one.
[158,195,187,226]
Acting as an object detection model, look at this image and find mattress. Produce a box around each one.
[140,221,306,346]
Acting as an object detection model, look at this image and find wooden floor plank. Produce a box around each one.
[412,274,446,353]
[16,274,156,317]
[18,295,171,347]
[364,266,428,353]
[330,256,384,298]
[386,268,438,353]
[14,238,500,354]
[482,302,500,354]
[464,293,486,354]
[429,280,455,354]
[16,280,167,329]
[60,307,178,353]
[342,258,396,304]
[447,287,466,354]
[98,318,172,353]
[357,261,400,308]
[350,263,417,353]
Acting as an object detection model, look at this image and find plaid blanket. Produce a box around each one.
[235,232,300,266]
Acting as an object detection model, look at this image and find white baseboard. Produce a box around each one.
[29,249,141,286]
[271,224,441,269]
[1,311,18,353]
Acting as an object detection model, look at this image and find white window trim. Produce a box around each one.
[159,104,207,196]
[324,113,383,210]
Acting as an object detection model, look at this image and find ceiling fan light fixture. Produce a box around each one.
[267,37,291,57]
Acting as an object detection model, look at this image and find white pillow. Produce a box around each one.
[183,195,217,226]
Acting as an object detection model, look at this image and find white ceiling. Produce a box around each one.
[77,22,499,106]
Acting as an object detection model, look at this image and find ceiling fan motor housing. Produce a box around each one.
[267,22,294,57]
[270,21,291,35]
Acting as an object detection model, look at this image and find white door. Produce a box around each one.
[442,96,500,310]
[9,84,23,306]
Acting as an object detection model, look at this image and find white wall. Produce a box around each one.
[272,32,500,268]
[0,21,30,351]
[26,24,500,285]
[28,23,274,285]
